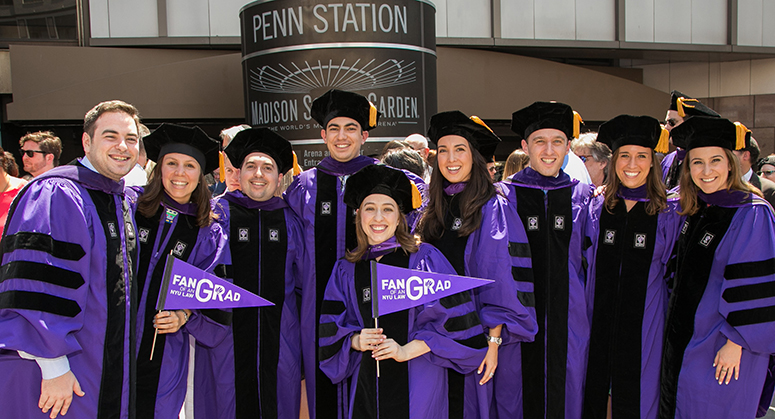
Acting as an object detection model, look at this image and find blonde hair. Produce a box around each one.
[503,149,530,179]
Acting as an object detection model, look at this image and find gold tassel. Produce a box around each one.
[369,102,378,128]
[292,151,302,176]
[411,182,422,210]
[470,116,495,133]
[676,97,698,118]
[734,122,749,151]
[219,152,225,182]
[573,111,583,139]
[655,127,670,154]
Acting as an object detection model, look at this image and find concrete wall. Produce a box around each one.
[435,47,668,121]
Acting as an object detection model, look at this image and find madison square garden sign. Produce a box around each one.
[240,0,437,168]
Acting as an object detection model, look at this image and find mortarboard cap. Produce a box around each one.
[511,101,583,141]
[668,90,720,118]
[144,123,220,173]
[670,116,748,151]
[224,128,295,174]
[597,115,670,154]
[343,164,421,214]
[311,89,380,131]
[427,111,501,161]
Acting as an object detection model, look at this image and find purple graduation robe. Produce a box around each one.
[194,192,304,419]
[283,155,376,419]
[660,190,775,419]
[319,243,488,419]
[0,162,139,419]
[135,193,228,419]
[499,167,596,419]
[427,184,538,419]
[660,149,685,190]
[583,187,683,419]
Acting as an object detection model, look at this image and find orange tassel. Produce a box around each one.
[219,152,225,182]
[411,182,422,210]
[369,103,378,128]
[470,116,495,133]
[292,151,302,176]
[573,111,583,139]
[734,122,749,151]
[655,127,670,154]
[676,97,698,118]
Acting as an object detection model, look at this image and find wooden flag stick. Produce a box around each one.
[149,311,161,361]
[375,317,380,378]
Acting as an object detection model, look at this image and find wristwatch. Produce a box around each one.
[486,335,502,346]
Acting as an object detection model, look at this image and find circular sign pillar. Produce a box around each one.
[240,0,437,168]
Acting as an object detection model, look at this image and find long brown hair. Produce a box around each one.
[137,161,213,228]
[346,209,418,262]
[419,144,495,242]
[604,148,667,215]
[678,148,762,216]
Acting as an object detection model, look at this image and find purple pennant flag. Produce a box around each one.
[370,261,493,318]
[157,255,274,310]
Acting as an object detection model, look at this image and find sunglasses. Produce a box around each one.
[577,155,593,163]
[20,150,48,158]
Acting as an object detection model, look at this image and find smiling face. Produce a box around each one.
[161,153,201,204]
[689,146,731,194]
[223,153,241,192]
[522,128,569,177]
[239,152,282,202]
[615,145,652,189]
[437,135,473,183]
[82,111,139,181]
[359,193,399,245]
[322,116,368,162]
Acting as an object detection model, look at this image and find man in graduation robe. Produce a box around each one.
[0,100,142,419]
[499,101,596,419]
[660,90,720,190]
[732,130,775,208]
[283,89,381,419]
[194,128,304,419]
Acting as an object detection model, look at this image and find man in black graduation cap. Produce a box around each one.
[731,125,775,208]
[661,90,720,189]
[194,127,306,419]
[283,89,381,419]
[499,101,596,419]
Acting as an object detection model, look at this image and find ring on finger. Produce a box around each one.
[489,373,494,378]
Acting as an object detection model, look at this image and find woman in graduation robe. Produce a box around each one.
[659,116,775,419]
[319,164,488,419]
[419,111,538,419]
[135,123,228,419]
[582,116,683,419]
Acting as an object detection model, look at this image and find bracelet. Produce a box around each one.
[486,335,502,346]
[182,311,189,324]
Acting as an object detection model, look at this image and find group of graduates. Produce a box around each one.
[0,87,774,419]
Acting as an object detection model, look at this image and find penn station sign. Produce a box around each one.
[239,0,437,168]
